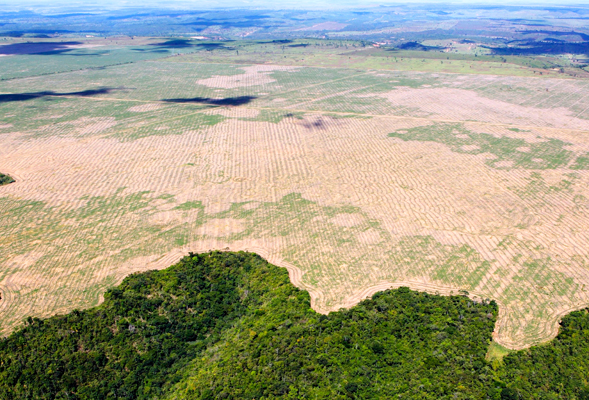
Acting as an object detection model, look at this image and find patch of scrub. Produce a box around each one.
[571,153,589,170]
[0,173,15,186]
[509,172,575,200]
[486,341,512,363]
[389,123,584,170]
[211,107,260,119]
[239,109,305,124]
[174,201,204,211]
[387,236,491,290]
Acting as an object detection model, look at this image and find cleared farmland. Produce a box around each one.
[1,49,589,350]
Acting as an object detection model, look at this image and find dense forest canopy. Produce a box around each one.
[0,251,588,399]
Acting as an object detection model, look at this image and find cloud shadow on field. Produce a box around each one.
[0,30,75,38]
[484,41,589,56]
[162,96,256,106]
[301,117,326,130]
[151,39,197,49]
[0,41,87,55]
[389,41,445,52]
[149,40,235,51]
[0,88,119,103]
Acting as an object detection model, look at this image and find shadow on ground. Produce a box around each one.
[0,41,86,55]
[484,41,589,56]
[0,30,74,38]
[300,117,327,130]
[0,88,119,103]
[390,41,445,52]
[162,96,256,106]
[149,39,235,51]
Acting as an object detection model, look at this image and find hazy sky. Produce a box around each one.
[0,0,584,9]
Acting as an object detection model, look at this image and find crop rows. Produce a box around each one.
[2,61,589,349]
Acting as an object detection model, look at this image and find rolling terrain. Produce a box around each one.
[1,38,589,350]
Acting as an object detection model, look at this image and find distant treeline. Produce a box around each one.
[0,173,14,186]
[0,251,588,399]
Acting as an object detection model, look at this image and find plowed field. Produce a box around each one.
[2,52,589,349]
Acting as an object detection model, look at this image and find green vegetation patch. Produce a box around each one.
[0,96,215,141]
[239,109,305,124]
[115,112,225,141]
[174,200,204,211]
[509,172,575,201]
[571,153,589,170]
[0,173,15,186]
[0,61,249,105]
[389,123,582,170]
[486,341,513,364]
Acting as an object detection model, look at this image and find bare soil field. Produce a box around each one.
[195,65,299,89]
[1,56,589,349]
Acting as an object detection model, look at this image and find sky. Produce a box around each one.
[0,0,586,8]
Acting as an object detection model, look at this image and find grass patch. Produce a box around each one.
[115,112,225,141]
[571,153,589,170]
[486,340,512,364]
[510,172,574,200]
[389,123,575,169]
[240,109,305,123]
[174,201,204,211]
